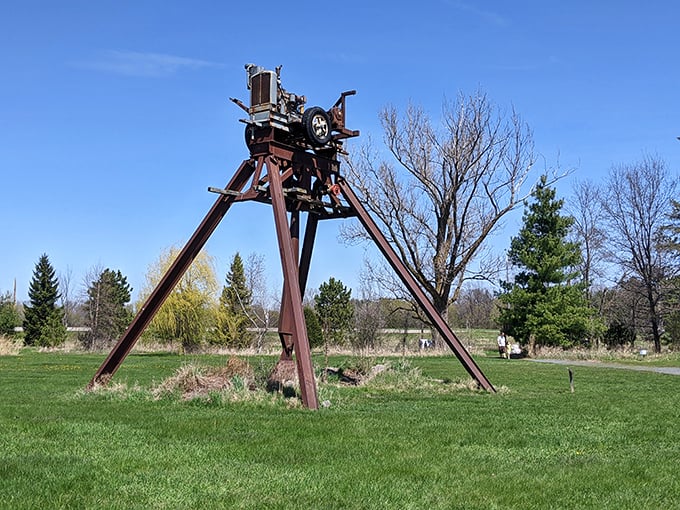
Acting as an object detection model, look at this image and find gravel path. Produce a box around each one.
[529,358,680,376]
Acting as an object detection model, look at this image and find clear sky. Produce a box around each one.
[2,1,679,304]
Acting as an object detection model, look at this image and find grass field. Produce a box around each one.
[1,348,679,509]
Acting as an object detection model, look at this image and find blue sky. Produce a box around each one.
[2,1,679,303]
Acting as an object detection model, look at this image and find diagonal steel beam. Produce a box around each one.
[277,210,300,359]
[277,212,319,362]
[298,213,319,294]
[267,156,319,409]
[338,178,495,392]
[87,159,256,389]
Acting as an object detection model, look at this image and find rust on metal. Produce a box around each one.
[87,63,495,405]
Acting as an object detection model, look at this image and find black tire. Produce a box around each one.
[244,124,256,148]
[302,106,332,146]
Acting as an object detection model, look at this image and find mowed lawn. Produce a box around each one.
[1,350,679,509]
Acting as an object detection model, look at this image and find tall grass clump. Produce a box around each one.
[0,335,22,355]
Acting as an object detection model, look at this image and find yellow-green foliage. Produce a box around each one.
[139,247,219,350]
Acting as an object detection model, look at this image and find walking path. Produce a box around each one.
[529,358,680,376]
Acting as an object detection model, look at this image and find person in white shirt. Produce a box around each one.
[497,331,507,359]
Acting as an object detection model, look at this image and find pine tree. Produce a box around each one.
[82,268,133,349]
[498,176,601,349]
[315,277,354,377]
[303,306,323,349]
[216,253,252,347]
[314,277,354,346]
[23,254,66,346]
[221,253,251,314]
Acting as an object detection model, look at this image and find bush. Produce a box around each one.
[0,292,21,337]
[304,306,323,348]
[603,322,636,348]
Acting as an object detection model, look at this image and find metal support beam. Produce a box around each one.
[338,178,495,392]
[277,212,319,362]
[298,213,318,294]
[267,156,320,409]
[87,134,494,407]
[87,159,256,389]
[277,209,300,359]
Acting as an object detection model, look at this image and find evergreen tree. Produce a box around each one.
[315,277,353,378]
[221,253,251,314]
[498,176,601,349]
[23,254,66,346]
[303,306,323,349]
[216,253,253,347]
[314,277,354,346]
[82,268,133,349]
[0,291,21,336]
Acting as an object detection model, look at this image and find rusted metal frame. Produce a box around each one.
[269,143,339,176]
[234,154,268,202]
[267,155,319,409]
[87,159,256,389]
[298,213,319,294]
[337,178,495,392]
[329,90,360,140]
[277,209,300,359]
[240,144,351,219]
[275,152,320,361]
[277,210,320,363]
[277,211,319,362]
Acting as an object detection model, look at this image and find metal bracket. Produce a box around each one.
[208,186,241,197]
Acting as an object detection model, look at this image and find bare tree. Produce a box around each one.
[343,92,540,321]
[79,264,103,349]
[80,264,133,350]
[600,156,678,353]
[59,266,81,327]
[245,252,278,352]
[567,179,608,299]
[451,286,498,330]
[351,267,385,352]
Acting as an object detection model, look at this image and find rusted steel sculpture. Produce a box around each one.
[87,64,495,407]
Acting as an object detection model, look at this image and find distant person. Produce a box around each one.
[497,331,507,358]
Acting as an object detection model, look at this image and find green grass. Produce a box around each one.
[1,350,679,509]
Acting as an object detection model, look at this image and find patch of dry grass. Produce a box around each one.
[152,356,257,401]
[0,335,22,356]
[529,343,676,362]
[326,358,486,395]
[36,339,81,353]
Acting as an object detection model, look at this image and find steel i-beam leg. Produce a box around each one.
[338,178,495,392]
[277,210,300,359]
[298,213,319,294]
[277,212,319,361]
[87,159,256,389]
[267,156,319,409]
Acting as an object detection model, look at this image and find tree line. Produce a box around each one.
[1,247,495,353]
[344,92,680,354]
[0,249,361,353]
[3,89,679,354]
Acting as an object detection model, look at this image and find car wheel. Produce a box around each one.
[302,107,332,145]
